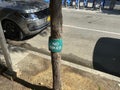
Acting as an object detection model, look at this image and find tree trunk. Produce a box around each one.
[50,0,63,90]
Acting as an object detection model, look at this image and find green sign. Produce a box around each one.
[49,38,63,53]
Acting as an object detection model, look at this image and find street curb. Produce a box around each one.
[15,42,93,68]
[30,51,120,83]
[7,41,120,84]
[7,40,92,70]
[8,41,120,82]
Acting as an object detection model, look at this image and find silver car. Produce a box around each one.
[0,0,50,40]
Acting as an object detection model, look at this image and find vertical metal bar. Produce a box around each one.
[0,22,13,71]
[78,0,80,9]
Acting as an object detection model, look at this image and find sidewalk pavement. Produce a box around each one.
[0,49,120,90]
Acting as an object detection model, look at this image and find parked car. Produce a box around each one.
[0,0,50,41]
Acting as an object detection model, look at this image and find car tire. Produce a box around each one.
[2,20,24,41]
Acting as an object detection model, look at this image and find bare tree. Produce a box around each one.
[49,0,63,90]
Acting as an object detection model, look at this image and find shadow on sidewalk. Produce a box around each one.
[0,44,26,55]
[93,37,120,77]
[0,64,52,90]
[14,77,52,90]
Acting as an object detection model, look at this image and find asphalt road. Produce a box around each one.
[26,8,120,68]
[62,8,120,61]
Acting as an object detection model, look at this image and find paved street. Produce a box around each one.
[26,9,120,64]
[62,8,120,61]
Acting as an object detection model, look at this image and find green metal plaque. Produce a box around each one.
[49,38,63,53]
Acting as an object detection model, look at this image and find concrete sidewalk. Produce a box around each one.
[0,49,120,90]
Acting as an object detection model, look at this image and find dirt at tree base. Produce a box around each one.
[0,53,120,90]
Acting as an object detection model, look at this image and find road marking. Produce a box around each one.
[63,24,120,36]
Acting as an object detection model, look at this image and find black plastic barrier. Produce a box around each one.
[93,37,120,77]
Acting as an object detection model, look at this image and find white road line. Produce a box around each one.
[63,24,120,36]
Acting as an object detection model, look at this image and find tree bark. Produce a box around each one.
[51,53,62,90]
[50,0,62,39]
[50,0,63,90]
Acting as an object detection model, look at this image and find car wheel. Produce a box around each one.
[2,20,23,41]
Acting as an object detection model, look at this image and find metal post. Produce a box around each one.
[78,0,80,9]
[0,22,13,71]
